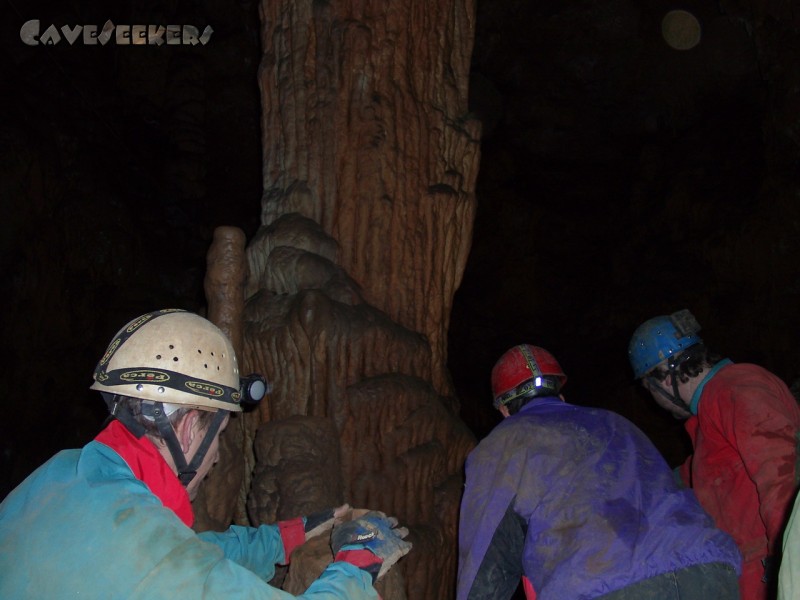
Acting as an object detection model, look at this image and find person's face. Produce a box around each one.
[642,376,691,419]
[185,412,230,501]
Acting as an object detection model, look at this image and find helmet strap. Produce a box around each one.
[669,366,684,407]
[645,345,699,415]
[102,393,147,438]
[645,368,688,415]
[183,410,227,484]
[143,401,227,487]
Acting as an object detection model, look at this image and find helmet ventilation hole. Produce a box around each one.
[91,310,241,411]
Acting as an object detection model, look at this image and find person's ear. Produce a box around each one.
[176,410,200,453]
[498,405,510,418]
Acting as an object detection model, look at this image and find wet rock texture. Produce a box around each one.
[256,0,481,399]
[247,415,344,525]
[195,1,480,597]
[197,215,476,597]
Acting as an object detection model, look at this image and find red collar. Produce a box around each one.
[95,420,194,527]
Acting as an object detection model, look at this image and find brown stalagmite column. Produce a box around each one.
[204,226,247,359]
[257,0,481,397]
[194,226,256,530]
[199,2,482,596]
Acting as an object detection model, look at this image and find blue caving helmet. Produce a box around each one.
[628,309,703,379]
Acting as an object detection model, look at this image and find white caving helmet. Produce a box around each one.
[91,308,243,412]
[91,309,266,486]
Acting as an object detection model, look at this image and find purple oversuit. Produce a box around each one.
[457,397,740,599]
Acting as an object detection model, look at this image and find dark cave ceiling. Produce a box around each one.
[2,0,799,495]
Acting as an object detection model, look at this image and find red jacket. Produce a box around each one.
[680,361,800,600]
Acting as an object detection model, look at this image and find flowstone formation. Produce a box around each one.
[194,2,480,596]
[195,221,476,598]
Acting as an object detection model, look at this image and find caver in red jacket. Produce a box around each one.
[679,360,800,600]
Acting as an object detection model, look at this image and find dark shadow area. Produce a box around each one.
[1,0,263,496]
[450,0,800,468]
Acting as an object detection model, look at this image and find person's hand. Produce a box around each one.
[303,504,351,540]
[331,510,412,581]
[278,504,351,563]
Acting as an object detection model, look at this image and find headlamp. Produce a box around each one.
[240,373,269,405]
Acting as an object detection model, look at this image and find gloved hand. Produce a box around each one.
[331,510,412,582]
[303,503,352,539]
[278,504,351,564]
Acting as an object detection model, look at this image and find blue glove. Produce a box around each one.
[278,504,350,564]
[331,511,412,581]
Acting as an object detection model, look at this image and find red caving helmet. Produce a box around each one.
[491,344,567,408]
